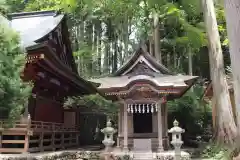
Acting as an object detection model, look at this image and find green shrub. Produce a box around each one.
[0,16,32,121]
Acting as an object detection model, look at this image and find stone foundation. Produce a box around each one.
[0,151,131,160]
[0,150,191,160]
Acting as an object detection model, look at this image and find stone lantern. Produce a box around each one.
[168,120,185,160]
[101,120,117,152]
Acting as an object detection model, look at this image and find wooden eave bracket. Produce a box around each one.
[26,54,45,63]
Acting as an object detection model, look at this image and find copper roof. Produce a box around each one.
[90,74,197,89]
[90,44,198,99]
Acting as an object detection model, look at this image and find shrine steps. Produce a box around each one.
[133,152,153,160]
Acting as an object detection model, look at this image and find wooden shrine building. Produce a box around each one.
[90,45,198,152]
[0,11,99,153]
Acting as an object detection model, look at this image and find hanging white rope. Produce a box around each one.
[127,104,130,113]
[142,104,145,113]
[155,103,158,112]
[131,104,134,113]
[146,104,149,113]
[126,102,166,114]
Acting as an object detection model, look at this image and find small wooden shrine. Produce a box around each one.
[90,45,198,152]
[0,11,99,153]
[203,79,236,131]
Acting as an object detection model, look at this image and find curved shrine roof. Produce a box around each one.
[91,74,196,89]
[7,10,63,48]
[1,11,101,95]
[90,45,198,99]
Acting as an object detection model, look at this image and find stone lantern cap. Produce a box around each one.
[168,120,185,134]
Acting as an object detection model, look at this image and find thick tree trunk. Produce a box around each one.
[188,48,193,91]
[223,0,240,131]
[202,0,237,145]
[153,11,161,63]
[96,20,101,75]
[123,17,129,61]
[149,35,154,55]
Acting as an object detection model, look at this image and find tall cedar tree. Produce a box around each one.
[0,17,32,122]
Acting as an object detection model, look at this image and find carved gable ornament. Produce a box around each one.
[127,61,156,77]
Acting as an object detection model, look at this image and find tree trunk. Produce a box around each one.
[202,0,237,145]
[123,17,129,61]
[148,35,154,55]
[188,49,193,76]
[112,38,118,73]
[167,53,170,68]
[153,11,161,63]
[223,0,240,131]
[212,96,217,134]
[188,48,193,91]
[173,46,177,69]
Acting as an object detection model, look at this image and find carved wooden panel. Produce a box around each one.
[126,89,159,100]
[127,62,156,77]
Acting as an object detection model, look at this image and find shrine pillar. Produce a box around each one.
[123,103,128,152]
[116,107,122,148]
[163,103,170,149]
[157,101,164,152]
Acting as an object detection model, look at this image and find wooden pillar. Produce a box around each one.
[76,133,79,146]
[117,108,121,148]
[123,103,128,152]
[0,132,2,149]
[157,102,164,152]
[23,134,29,153]
[24,114,31,153]
[51,124,55,151]
[61,133,65,149]
[164,103,169,149]
[39,132,44,152]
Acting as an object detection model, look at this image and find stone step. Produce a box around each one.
[133,152,153,160]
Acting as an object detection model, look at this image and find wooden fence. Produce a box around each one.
[0,119,79,153]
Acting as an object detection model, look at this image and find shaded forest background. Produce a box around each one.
[0,0,233,149]
[0,0,231,79]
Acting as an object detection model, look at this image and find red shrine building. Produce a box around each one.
[90,45,198,152]
[0,11,99,153]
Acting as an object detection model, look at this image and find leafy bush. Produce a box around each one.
[64,93,120,118]
[167,84,212,146]
[201,144,229,159]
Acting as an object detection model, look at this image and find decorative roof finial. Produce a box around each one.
[173,119,179,127]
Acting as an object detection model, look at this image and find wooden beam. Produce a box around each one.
[2,140,25,144]
[0,148,25,153]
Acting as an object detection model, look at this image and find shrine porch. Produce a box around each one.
[117,102,169,152]
[0,120,79,154]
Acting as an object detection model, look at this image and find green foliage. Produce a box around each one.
[64,94,120,118]
[0,20,32,121]
[0,0,9,14]
[201,144,230,159]
[168,85,212,140]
